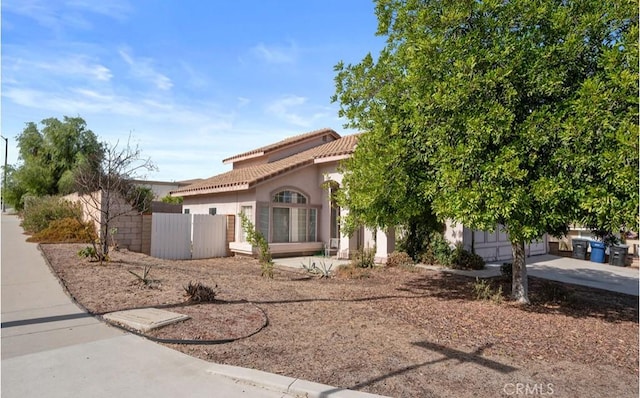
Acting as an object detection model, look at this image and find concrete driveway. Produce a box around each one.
[524,254,639,296]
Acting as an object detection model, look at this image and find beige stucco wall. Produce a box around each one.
[182,190,256,242]
[64,191,143,252]
[183,190,255,216]
[254,166,325,204]
[64,191,103,235]
[181,159,385,260]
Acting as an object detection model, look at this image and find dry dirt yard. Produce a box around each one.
[41,243,638,398]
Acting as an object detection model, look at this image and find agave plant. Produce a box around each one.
[183,281,218,302]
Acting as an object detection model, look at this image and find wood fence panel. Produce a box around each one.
[151,213,192,260]
[192,215,227,259]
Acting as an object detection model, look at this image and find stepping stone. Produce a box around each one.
[103,308,190,332]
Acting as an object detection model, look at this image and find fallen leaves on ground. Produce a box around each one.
[41,244,638,398]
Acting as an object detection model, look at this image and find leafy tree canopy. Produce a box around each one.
[6,116,104,209]
[161,194,183,204]
[333,0,638,303]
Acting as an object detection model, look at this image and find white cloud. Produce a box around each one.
[266,95,308,126]
[2,0,131,32]
[265,95,331,127]
[119,48,173,91]
[250,42,297,64]
[65,0,132,21]
[35,56,111,81]
[180,62,209,89]
[5,87,133,115]
[237,97,251,107]
[3,51,113,85]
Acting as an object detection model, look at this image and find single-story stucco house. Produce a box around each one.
[171,128,547,262]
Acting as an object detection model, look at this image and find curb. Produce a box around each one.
[207,363,390,398]
[36,239,388,397]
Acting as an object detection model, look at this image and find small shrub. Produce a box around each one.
[386,251,414,268]
[491,285,504,303]
[420,232,453,266]
[351,247,376,268]
[78,245,99,261]
[501,262,513,280]
[27,217,96,243]
[472,278,503,303]
[260,261,274,279]
[301,258,333,278]
[239,212,273,278]
[21,196,84,234]
[128,265,159,287]
[336,263,371,279]
[450,244,485,270]
[184,281,218,302]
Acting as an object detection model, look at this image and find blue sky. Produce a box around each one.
[1,0,384,182]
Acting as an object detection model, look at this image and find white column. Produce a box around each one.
[444,220,464,246]
[375,228,395,264]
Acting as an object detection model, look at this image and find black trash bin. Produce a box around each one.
[571,239,589,260]
[609,245,629,266]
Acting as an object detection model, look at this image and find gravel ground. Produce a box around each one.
[41,243,639,398]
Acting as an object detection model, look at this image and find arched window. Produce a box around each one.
[268,189,316,243]
[273,190,307,204]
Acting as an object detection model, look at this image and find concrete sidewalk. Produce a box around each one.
[1,214,386,398]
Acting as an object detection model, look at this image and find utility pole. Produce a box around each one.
[1,135,7,212]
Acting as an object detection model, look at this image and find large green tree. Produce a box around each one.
[333,0,638,303]
[6,116,104,209]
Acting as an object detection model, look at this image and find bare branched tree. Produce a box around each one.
[74,137,157,263]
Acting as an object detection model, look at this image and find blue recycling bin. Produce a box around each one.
[589,240,606,263]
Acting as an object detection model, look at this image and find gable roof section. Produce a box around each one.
[174,134,359,196]
[222,127,340,164]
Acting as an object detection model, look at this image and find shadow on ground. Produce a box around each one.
[400,272,638,323]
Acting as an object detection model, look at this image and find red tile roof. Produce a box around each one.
[174,134,359,196]
[222,128,340,164]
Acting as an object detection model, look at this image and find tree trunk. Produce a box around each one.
[102,223,109,257]
[511,240,530,304]
[101,188,109,263]
[101,189,111,258]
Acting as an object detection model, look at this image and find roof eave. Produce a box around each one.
[222,151,265,165]
[172,183,251,197]
[314,154,352,164]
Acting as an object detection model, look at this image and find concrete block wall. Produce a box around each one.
[112,214,143,252]
[141,214,152,255]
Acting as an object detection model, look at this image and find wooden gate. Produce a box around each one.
[192,214,227,259]
[151,214,227,260]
